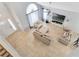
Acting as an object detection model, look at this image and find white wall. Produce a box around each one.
[0,3,17,38]
[37,2,79,13]
[52,8,79,32]
[37,2,79,33]
[4,2,31,30]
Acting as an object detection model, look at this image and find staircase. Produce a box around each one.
[0,44,12,57]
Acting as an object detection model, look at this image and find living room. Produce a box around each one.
[0,2,79,57]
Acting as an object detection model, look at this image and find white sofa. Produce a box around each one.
[33,30,51,45]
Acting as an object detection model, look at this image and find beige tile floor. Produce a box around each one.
[6,23,75,57]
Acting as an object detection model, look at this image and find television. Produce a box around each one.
[52,13,65,24]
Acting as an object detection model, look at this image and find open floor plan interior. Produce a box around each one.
[0,2,79,57]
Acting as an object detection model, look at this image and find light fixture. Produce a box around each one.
[8,19,17,30]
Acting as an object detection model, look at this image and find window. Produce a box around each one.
[43,9,48,21]
[26,4,39,27]
[43,9,50,22]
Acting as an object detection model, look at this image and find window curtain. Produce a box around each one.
[43,9,48,22]
[43,9,52,22]
[28,11,39,27]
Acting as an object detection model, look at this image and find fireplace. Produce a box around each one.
[52,13,65,24]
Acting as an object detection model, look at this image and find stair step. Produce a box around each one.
[0,49,6,56]
[8,54,12,57]
[0,44,12,57]
[3,52,9,57]
[0,45,3,51]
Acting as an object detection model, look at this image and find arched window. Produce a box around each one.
[26,3,39,27]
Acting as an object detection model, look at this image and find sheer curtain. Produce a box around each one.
[43,9,51,22]
[26,4,39,27]
[28,11,38,27]
[43,9,48,22]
